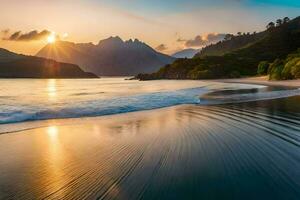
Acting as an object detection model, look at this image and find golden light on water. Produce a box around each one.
[47,126,58,139]
[47,79,57,100]
[45,125,65,198]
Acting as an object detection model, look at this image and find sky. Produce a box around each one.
[0,0,299,55]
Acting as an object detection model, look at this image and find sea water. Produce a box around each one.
[0,77,299,124]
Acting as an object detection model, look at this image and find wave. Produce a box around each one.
[0,87,206,124]
[1,85,300,125]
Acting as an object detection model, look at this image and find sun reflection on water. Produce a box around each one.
[45,125,67,197]
[47,126,58,139]
[47,79,57,100]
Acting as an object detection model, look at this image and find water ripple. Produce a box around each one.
[0,99,299,199]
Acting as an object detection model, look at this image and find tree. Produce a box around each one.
[257,61,269,75]
[224,34,234,41]
[266,22,275,30]
[283,17,290,23]
[237,32,242,36]
[269,59,284,80]
[276,19,283,26]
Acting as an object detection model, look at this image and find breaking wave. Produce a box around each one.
[0,79,299,124]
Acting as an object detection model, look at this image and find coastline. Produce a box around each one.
[0,78,299,199]
[0,97,299,199]
[1,77,300,131]
[213,76,300,88]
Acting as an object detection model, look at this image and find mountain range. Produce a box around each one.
[37,36,175,76]
[137,16,300,80]
[0,48,97,78]
[171,48,200,58]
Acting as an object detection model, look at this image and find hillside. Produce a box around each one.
[0,48,25,62]
[196,32,266,57]
[262,49,300,80]
[137,17,300,80]
[0,48,97,78]
[36,37,176,76]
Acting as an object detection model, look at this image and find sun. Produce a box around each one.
[47,34,56,44]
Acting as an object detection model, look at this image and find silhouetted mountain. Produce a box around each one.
[0,48,25,62]
[0,48,97,78]
[137,16,300,80]
[172,49,200,58]
[36,36,176,76]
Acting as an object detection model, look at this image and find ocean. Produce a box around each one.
[1,77,299,125]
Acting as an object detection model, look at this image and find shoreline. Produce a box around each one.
[0,96,299,199]
[1,77,300,133]
[212,76,300,88]
[0,105,188,135]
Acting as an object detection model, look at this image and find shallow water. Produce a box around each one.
[0,96,299,199]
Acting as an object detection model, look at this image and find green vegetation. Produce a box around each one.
[257,61,269,75]
[137,17,300,81]
[196,31,266,57]
[268,59,284,80]
[265,50,300,80]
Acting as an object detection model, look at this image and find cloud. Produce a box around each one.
[155,44,168,51]
[177,38,186,42]
[1,29,10,35]
[206,33,226,42]
[182,33,227,47]
[3,30,55,41]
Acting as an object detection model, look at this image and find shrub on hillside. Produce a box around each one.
[257,61,269,75]
[291,60,300,78]
[266,49,300,80]
[281,57,300,79]
[268,59,284,80]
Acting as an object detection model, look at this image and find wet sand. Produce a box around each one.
[215,76,300,88]
[0,97,300,199]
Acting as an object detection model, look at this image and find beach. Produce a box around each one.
[0,78,299,199]
[216,76,300,88]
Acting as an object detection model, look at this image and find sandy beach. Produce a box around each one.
[216,76,300,88]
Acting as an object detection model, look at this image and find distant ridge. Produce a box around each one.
[172,48,200,58]
[196,32,267,58]
[37,36,176,76]
[137,16,300,80]
[0,48,97,78]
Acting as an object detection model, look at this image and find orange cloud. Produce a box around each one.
[3,30,55,42]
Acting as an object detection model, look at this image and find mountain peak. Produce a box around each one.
[37,36,176,76]
[125,38,142,44]
[98,36,124,46]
